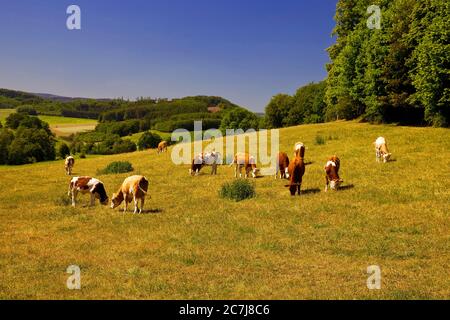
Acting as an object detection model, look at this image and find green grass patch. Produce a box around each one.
[97,161,134,175]
[220,179,256,202]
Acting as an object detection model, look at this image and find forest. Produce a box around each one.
[265,0,449,128]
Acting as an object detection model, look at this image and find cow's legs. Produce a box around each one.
[133,195,139,214]
[123,192,128,213]
[140,198,145,214]
[71,190,78,207]
[324,176,329,192]
[297,184,301,196]
[90,193,95,207]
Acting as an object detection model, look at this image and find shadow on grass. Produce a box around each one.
[301,188,321,195]
[141,208,163,214]
[339,184,355,191]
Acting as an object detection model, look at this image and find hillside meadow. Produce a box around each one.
[0,121,448,299]
[0,109,97,137]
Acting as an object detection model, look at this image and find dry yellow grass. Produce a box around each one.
[0,121,449,299]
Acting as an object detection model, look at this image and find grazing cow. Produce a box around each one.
[189,151,222,176]
[111,175,149,214]
[157,141,168,154]
[374,137,391,163]
[275,152,290,179]
[286,143,306,195]
[324,156,343,192]
[230,153,259,178]
[64,156,75,175]
[68,176,109,207]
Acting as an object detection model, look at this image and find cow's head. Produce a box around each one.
[91,183,109,205]
[251,167,260,178]
[383,153,391,163]
[110,192,124,209]
[329,178,344,190]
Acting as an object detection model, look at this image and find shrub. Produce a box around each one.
[219,179,256,202]
[315,135,325,145]
[58,143,71,159]
[97,161,134,175]
[137,131,162,150]
[79,153,86,159]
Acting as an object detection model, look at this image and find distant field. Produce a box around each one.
[0,109,97,136]
[0,109,15,125]
[0,121,448,299]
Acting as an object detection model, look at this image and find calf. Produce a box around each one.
[374,137,391,163]
[275,152,290,179]
[110,175,149,214]
[64,156,75,175]
[324,156,343,192]
[189,151,221,176]
[230,153,259,178]
[68,176,109,207]
[286,144,305,195]
[157,141,168,154]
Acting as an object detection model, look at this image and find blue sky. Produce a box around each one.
[0,0,336,112]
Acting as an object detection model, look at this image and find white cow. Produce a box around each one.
[189,151,222,175]
[374,137,392,163]
[65,156,75,175]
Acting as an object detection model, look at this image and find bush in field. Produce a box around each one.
[137,131,162,150]
[219,179,256,202]
[97,161,134,175]
[58,143,71,159]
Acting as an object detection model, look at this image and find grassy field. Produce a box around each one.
[0,109,97,136]
[0,109,16,125]
[0,121,449,299]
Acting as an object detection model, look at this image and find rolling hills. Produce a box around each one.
[0,121,448,299]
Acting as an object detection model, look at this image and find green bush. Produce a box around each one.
[219,179,256,202]
[137,131,162,150]
[97,161,134,175]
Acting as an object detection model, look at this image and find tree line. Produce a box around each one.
[265,0,449,128]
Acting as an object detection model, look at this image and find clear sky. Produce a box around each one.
[0,0,337,112]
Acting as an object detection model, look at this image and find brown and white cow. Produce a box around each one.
[374,137,391,163]
[286,143,305,195]
[275,152,290,179]
[324,156,343,192]
[68,176,109,207]
[110,175,149,214]
[189,151,221,176]
[157,141,168,154]
[64,156,75,175]
[230,153,259,178]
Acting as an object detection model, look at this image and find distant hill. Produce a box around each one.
[32,92,112,103]
[0,87,255,134]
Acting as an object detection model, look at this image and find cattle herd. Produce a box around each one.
[64,136,392,213]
